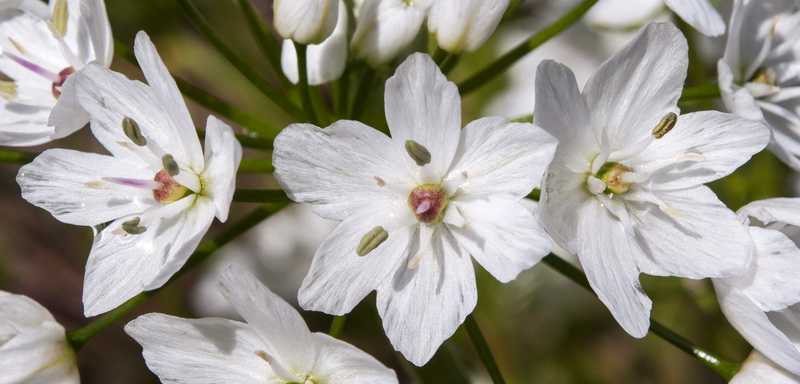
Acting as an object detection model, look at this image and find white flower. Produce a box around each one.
[535,22,770,338]
[713,198,800,376]
[126,264,398,384]
[731,351,800,384]
[16,31,241,317]
[351,0,431,67]
[0,290,78,384]
[280,0,348,85]
[273,0,339,45]
[0,0,112,146]
[587,0,725,36]
[274,52,557,365]
[718,0,800,170]
[428,0,509,54]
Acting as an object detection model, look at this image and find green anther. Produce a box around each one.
[651,112,677,139]
[751,67,776,86]
[356,226,388,256]
[52,0,69,36]
[0,81,17,100]
[122,117,147,146]
[405,140,432,166]
[121,217,146,235]
[162,154,180,177]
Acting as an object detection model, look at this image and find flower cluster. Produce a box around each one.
[1,0,800,383]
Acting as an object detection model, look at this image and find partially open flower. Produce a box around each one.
[273,0,339,45]
[428,0,510,54]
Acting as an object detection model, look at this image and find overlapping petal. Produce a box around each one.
[201,116,240,222]
[663,0,725,36]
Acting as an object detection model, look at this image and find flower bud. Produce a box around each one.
[428,0,510,54]
[351,0,428,67]
[273,0,339,45]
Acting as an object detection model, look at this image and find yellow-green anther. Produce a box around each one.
[162,154,180,177]
[0,81,16,100]
[752,67,776,86]
[651,112,677,139]
[356,226,388,256]
[121,217,146,234]
[122,117,147,146]
[52,0,69,36]
[405,140,431,166]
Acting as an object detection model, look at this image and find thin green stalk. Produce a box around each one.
[328,315,347,339]
[114,41,280,140]
[440,55,460,76]
[350,66,375,120]
[432,48,450,66]
[458,0,598,95]
[295,42,319,125]
[541,254,739,379]
[234,0,291,90]
[66,204,283,351]
[0,149,35,164]
[238,158,273,173]
[680,84,721,101]
[464,314,506,384]
[196,129,273,150]
[176,0,306,121]
[232,189,292,203]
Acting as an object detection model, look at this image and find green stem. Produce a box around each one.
[295,42,319,124]
[175,0,305,121]
[0,149,36,164]
[66,204,284,351]
[541,254,739,379]
[114,41,280,140]
[432,48,449,66]
[237,158,273,173]
[350,66,375,120]
[680,84,721,101]
[328,315,347,339]
[458,0,598,95]
[464,314,506,384]
[232,189,292,203]
[234,0,291,90]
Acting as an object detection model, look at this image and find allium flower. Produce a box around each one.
[535,22,769,337]
[126,265,398,384]
[586,0,725,36]
[280,0,348,85]
[0,291,78,384]
[274,52,557,365]
[16,31,241,317]
[731,351,800,384]
[428,0,510,54]
[273,0,339,45]
[351,0,432,67]
[713,198,800,376]
[0,0,112,146]
[718,0,800,170]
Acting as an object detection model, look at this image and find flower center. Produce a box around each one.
[153,169,189,204]
[594,162,633,194]
[408,184,448,223]
[51,66,75,98]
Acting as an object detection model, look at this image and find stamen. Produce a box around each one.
[0,80,17,101]
[52,0,69,36]
[0,46,61,82]
[356,226,389,256]
[101,177,162,190]
[675,153,707,163]
[374,176,386,187]
[254,350,305,383]
[162,154,180,177]
[587,176,606,195]
[651,112,677,139]
[122,117,147,146]
[121,217,146,235]
[84,181,107,189]
[405,140,432,166]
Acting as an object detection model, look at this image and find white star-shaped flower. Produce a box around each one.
[126,264,398,384]
[718,0,800,171]
[16,31,241,317]
[274,52,557,365]
[0,290,78,384]
[587,0,725,36]
[535,22,770,338]
[0,0,112,146]
[714,198,800,377]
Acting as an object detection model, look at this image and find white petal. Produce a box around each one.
[48,73,88,139]
[734,227,800,312]
[307,333,399,383]
[217,265,318,375]
[79,0,113,67]
[731,351,800,384]
[717,60,765,120]
[385,53,461,178]
[17,148,157,226]
[376,226,477,366]
[273,0,338,45]
[447,117,557,199]
[428,0,509,54]
[273,120,406,221]
[739,198,800,228]
[83,197,216,316]
[583,22,687,151]
[637,111,770,190]
[299,206,414,315]
[351,0,426,67]
[539,168,594,254]
[201,115,241,222]
[629,186,752,279]
[577,201,652,338]
[125,314,273,383]
[280,1,348,86]
[663,0,725,36]
[0,102,54,146]
[449,196,551,282]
